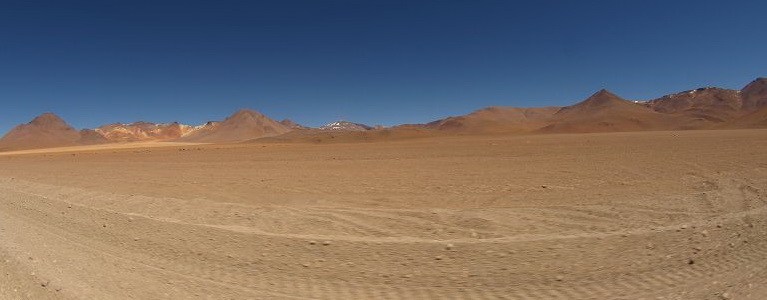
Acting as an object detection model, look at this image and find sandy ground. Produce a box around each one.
[1,129,766,299]
[0,141,204,156]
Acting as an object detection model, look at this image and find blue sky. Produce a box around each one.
[1,0,765,133]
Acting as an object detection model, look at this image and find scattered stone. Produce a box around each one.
[680,224,689,230]
[687,258,695,265]
[434,255,444,260]
[555,275,564,281]
[701,230,709,237]
[309,240,317,245]
[40,281,49,288]
[445,243,455,250]
[720,292,731,299]
[322,241,331,246]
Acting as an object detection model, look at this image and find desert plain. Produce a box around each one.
[0,128,766,300]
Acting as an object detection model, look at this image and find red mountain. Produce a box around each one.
[645,87,743,123]
[0,113,96,151]
[741,77,767,111]
[177,109,291,143]
[538,90,688,133]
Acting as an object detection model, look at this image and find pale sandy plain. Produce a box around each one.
[1,129,766,300]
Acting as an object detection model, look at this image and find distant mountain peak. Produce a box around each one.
[280,119,305,129]
[589,89,621,100]
[29,112,70,127]
[568,89,628,109]
[176,109,291,143]
[0,112,85,150]
[320,121,372,131]
[228,109,266,120]
[742,77,767,110]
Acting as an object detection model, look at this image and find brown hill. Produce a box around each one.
[646,87,743,123]
[427,106,560,133]
[77,129,111,145]
[280,119,306,129]
[741,77,767,111]
[96,122,197,142]
[177,109,291,143]
[0,113,84,151]
[538,90,690,133]
[718,107,767,129]
[251,126,437,144]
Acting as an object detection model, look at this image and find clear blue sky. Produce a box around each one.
[1,0,765,133]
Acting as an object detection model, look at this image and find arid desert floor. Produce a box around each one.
[1,129,766,300]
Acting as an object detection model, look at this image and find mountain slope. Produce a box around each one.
[177,109,291,143]
[646,87,743,123]
[280,119,306,129]
[741,77,767,110]
[77,129,111,145]
[319,121,372,131]
[538,90,688,133]
[718,107,767,129]
[96,122,197,142]
[427,106,560,133]
[0,113,84,151]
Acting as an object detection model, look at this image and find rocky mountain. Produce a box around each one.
[96,122,198,142]
[741,77,767,111]
[537,89,689,133]
[0,113,104,151]
[280,119,306,129]
[319,121,372,131]
[177,109,291,143]
[645,88,743,123]
[77,129,111,145]
[3,77,767,151]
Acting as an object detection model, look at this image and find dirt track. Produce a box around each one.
[1,129,766,299]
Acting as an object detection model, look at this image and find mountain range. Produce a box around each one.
[1,77,765,151]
